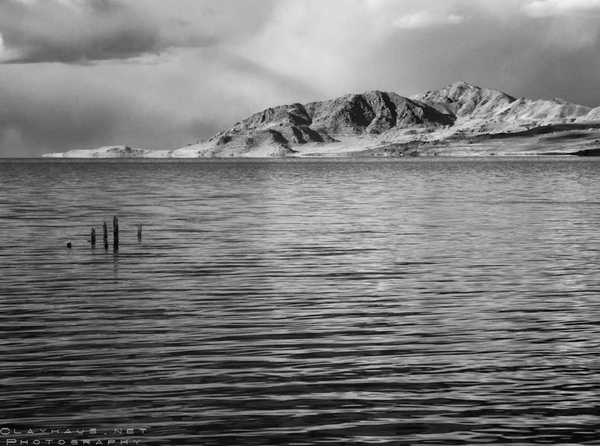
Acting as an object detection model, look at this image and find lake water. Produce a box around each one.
[1,158,600,445]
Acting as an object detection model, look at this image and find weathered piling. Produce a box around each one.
[91,228,96,247]
[137,224,142,242]
[103,222,108,249]
[113,216,119,251]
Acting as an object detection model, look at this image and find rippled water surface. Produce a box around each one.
[1,158,600,445]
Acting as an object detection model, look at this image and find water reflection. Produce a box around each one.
[1,158,600,445]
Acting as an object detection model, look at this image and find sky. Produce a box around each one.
[1,0,600,157]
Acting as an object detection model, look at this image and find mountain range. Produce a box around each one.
[44,81,600,158]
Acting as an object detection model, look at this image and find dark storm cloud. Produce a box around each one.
[0,0,162,63]
[0,0,227,63]
[0,0,275,64]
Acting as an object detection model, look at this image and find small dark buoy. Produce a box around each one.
[137,224,142,242]
[67,242,72,249]
[91,228,96,247]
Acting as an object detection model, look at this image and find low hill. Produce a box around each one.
[42,145,150,158]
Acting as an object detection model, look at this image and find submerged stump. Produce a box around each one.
[113,216,119,251]
[103,222,108,250]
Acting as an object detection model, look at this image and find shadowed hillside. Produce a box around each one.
[44,82,600,158]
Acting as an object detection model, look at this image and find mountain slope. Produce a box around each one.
[44,82,600,158]
[580,106,600,122]
[413,81,592,132]
[411,80,516,120]
[202,90,454,157]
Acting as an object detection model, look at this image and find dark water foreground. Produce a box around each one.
[1,158,600,445]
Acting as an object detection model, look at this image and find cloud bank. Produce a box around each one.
[522,0,600,17]
[0,0,599,157]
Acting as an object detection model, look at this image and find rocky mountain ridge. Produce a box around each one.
[44,81,600,158]
[204,90,456,157]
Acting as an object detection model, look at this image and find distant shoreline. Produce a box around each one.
[42,82,600,159]
[41,138,600,159]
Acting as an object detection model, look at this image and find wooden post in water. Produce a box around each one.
[113,216,119,251]
[103,222,108,249]
[137,224,142,242]
[91,228,96,247]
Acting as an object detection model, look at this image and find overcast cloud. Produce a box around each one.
[1,0,599,157]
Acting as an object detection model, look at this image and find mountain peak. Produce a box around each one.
[448,80,480,91]
[412,81,516,118]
